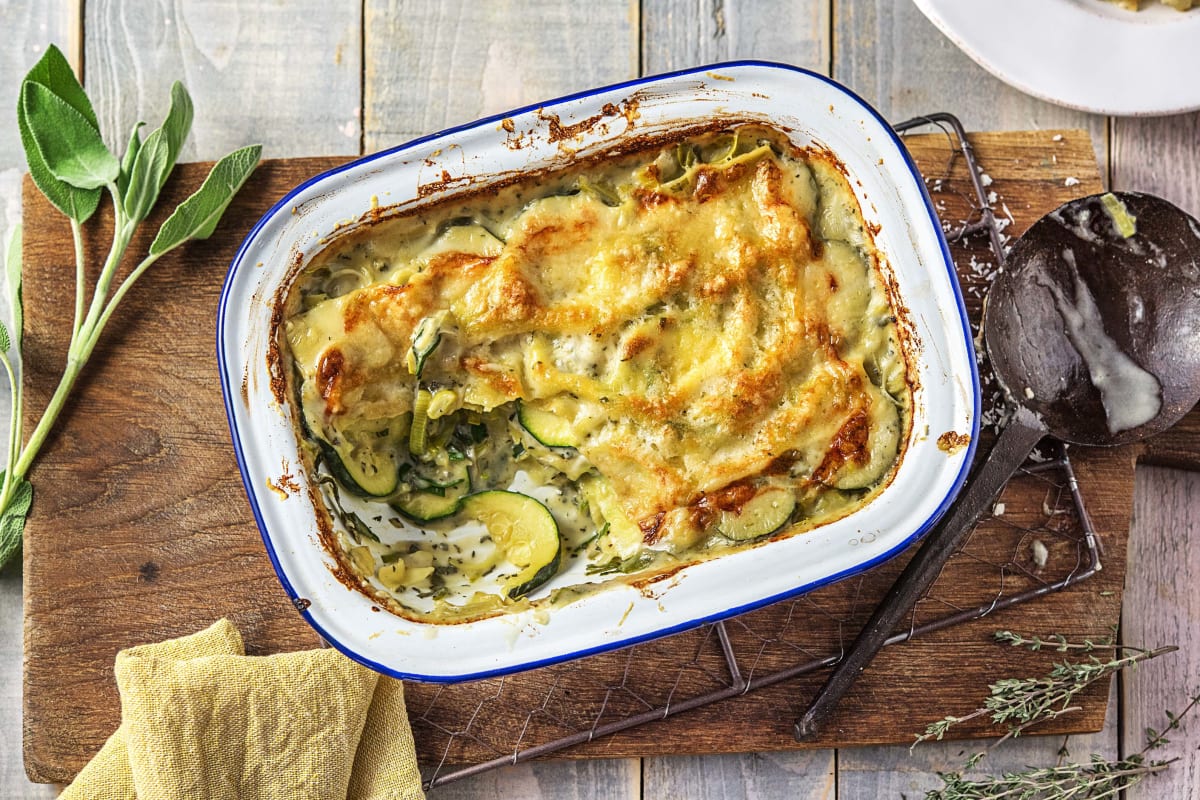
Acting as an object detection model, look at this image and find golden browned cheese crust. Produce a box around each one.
[284,127,910,608]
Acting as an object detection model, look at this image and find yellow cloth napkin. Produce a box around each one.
[60,619,424,800]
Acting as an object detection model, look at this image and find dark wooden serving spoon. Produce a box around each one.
[795,192,1200,741]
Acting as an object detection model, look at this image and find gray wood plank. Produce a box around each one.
[85,0,362,161]
[427,760,639,800]
[0,4,81,165]
[0,3,81,246]
[828,7,1134,800]
[833,0,1108,171]
[1113,113,1200,799]
[1121,465,1200,799]
[363,0,639,153]
[644,750,834,800]
[838,680,1119,798]
[639,7,835,797]
[1112,113,1200,215]
[641,0,829,75]
[1,2,79,796]
[2,569,60,798]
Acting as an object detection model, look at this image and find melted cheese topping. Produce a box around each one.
[282,127,911,617]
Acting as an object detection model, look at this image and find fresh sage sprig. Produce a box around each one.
[0,44,262,568]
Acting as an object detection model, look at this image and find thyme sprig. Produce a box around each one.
[926,692,1200,800]
[913,630,1195,799]
[914,631,1177,747]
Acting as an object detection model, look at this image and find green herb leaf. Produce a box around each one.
[20,81,120,190]
[4,226,20,351]
[22,45,98,129]
[17,47,102,222]
[149,144,262,255]
[161,82,194,168]
[0,474,32,570]
[18,106,102,222]
[122,128,170,224]
[116,121,145,198]
[123,82,194,224]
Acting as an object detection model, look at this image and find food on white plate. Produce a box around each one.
[1104,0,1195,9]
[278,125,913,622]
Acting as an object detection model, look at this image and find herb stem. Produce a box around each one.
[82,250,163,360]
[12,193,135,479]
[10,355,82,479]
[71,186,132,358]
[0,349,18,504]
[70,218,85,337]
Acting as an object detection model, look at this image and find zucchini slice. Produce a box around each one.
[318,421,403,498]
[461,490,561,598]
[407,311,448,377]
[517,400,581,448]
[391,459,471,521]
[715,488,797,542]
[832,391,901,490]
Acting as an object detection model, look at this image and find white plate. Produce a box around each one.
[218,61,979,682]
[914,0,1200,116]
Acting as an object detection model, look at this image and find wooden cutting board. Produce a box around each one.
[22,130,1200,783]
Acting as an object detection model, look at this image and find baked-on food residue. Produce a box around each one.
[937,431,971,454]
[278,125,913,623]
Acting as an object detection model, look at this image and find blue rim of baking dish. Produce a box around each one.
[218,59,981,682]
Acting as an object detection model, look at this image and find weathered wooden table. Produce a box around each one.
[1,2,1197,798]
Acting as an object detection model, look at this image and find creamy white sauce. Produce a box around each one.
[1188,216,1200,242]
[551,333,604,375]
[1037,249,1161,433]
[1050,207,1103,247]
[1130,295,1145,324]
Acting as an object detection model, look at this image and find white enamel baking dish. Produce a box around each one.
[218,61,979,682]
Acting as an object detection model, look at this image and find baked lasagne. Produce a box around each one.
[279,125,913,621]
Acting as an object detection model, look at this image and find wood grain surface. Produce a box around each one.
[364,0,637,152]
[21,125,1197,786]
[6,3,1200,799]
[85,0,363,160]
[1112,111,1200,800]
[0,5,77,799]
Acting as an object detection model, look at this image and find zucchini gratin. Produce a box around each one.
[280,125,913,622]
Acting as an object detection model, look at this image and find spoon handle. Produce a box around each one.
[794,405,1047,741]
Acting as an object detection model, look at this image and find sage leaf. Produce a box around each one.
[21,81,120,190]
[22,44,99,130]
[123,82,194,224]
[150,144,262,255]
[123,129,170,224]
[0,474,32,570]
[4,226,20,351]
[116,121,145,198]
[161,82,194,170]
[17,47,101,221]
[17,105,101,222]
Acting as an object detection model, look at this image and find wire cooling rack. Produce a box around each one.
[405,112,1103,790]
